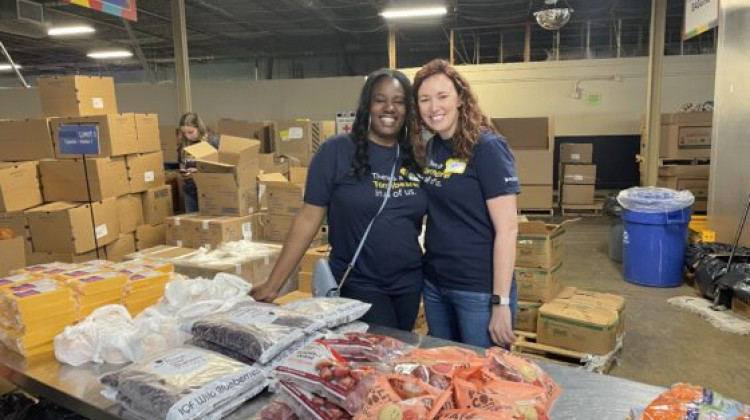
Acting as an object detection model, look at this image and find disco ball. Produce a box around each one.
[534,8,573,31]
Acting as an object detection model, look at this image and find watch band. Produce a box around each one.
[491,295,511,306]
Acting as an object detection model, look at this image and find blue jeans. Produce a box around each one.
[183,180,198,213]
[424,279,518,348]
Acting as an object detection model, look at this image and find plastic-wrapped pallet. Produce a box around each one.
[100,346,267,420]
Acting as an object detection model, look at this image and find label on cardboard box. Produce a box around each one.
[287,128,303,140]
[95,224,108,239]
[573,175,583,181]
[202,221,209,230]
[571,153,580,160]
[242,222,252,240]
[92,98,104,109]
[144,171,155,182]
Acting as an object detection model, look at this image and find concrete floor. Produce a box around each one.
[560,216,750,403]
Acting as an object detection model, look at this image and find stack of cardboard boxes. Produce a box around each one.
[653,112,712,213]
[0,75,172,272]
[559,143,596,207]
[492,117,554,210]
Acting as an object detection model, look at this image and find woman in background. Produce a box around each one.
[252,69,426,332]
[177,112,218,213]
[413,58,520,348]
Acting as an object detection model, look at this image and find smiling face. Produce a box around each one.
[416,73,461,139]
[368,76,407,146]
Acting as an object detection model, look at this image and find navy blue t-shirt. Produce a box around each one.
[304,135,427,294]
[422,131,520,294]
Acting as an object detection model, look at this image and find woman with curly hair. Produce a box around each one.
[252,68,426,332]
[413,58,520,348]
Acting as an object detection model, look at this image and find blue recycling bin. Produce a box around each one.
[622,207,692,287]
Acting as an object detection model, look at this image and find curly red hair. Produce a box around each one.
[412,59,496,165]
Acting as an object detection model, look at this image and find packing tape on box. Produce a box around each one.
[174,218,181,226]
[144,171,154,182]
[96,224,108,239]
[202,221,209,230]
[176,240,183,247]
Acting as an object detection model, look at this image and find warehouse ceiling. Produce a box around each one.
[0,0,713,80]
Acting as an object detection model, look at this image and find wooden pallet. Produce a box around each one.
[518,208,555,217]
[560,203,602,216]
[511,331,619,373]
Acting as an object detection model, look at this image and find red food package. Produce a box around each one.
[484,347,561,410]
[452,377,550,420]
[350,374,453,420]
[319,332,410,363]
[273,341,370,411]
[277,380,351,420]
[436,409,516,420]
[259,400,300,420]
[392,346,484,390]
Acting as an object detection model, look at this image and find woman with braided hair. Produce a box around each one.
[253,68,426,332]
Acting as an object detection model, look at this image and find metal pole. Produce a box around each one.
[388,25,397,69]
[524,21,531,62]
[171,0,192,115]
[499,34,504,63]
[0,41,29,88]
[616,18,622,58]
[586,21,592,58]
[474,33,480,64]
[555,31,560,60]
[450,29,455,64]
[643,0,667,186]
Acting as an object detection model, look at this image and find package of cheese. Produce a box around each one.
[1,278,75,316]
[0,297,75,332]
[16,263,80,278]
[55,266,109,282]
[124,295,161,316]
[127,270,171,293]
[67,271,128,296]
[0,320,72,355]
[0,273,39,289]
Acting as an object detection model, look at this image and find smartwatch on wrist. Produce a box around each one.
[491,295,510,306]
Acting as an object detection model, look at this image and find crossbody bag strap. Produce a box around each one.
[336,144,400,293]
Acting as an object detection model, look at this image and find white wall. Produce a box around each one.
[0,56,714,135]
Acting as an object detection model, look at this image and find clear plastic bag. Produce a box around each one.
[277,380,351,420]
[100,346,266,420]
[617,187,694,213]
[281,297,371,328]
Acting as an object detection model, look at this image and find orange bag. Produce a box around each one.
[393,346,484,390]
[437,409,517,420]
[452,377,549,420]
[484,347,561,410]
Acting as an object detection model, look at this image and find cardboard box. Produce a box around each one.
[188,215,253,249]
[39,157,129,202]
[657,165,710,177]
[298,271,312,293]
[197,179,258,217]
[125,152,165,193]
[560,143,593,164]
[38,75,118,118]
[26,249,102,265]
[732,297,750,320]
[134,114,161,153]
[660,124,711,159]
[562,164,596,185]
[261,213,325,244]
[159,125,180,163]
[275,120,335,165]
[116,194,144,234]
[142,185,173,225]
[514,150,553,185]
[516,220,572,269]
[657,177,708,212]
[554,287,625,336]
[267,181,304,216]
[0,119,56,161]
[0,212,31,255]
[258,173,288,210]
[515,301,542,333]
[50,114,138,158]
[259,154,291,176]
[289,167,308,186]
[491,117,552,150]
[135,224,166,250]
[0,162,43,212]
[125,244,197,261]
[537,301,619,355]
[517,185,553,210]
[300,245,329,273]
[0,236,26,277]
[515,263,562,302]
[660,112,712,125]
[562,184,595,205]
[105,233,136,262]
[26,198,120,253]
[217,119,276,153]
[165,213,193,247]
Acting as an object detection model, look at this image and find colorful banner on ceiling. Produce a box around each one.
[683,0,718,40]
[64,0,137,22]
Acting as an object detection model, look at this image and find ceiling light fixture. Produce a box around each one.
[87,50,133,59]
[534,0,573,31]
[48,25,96,36]
[0,64,22,71]
[380,6,447,20]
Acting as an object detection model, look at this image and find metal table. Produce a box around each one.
[0,325,665,419]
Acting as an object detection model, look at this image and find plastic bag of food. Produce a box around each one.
[348,374,451,419]
[191,304,306,364]
[452,377,549,420]
[281,297,371,328]
[185,337,256,365]
[329,321,369,335]
[277,380,351,420]
[100,346,267,420]
[259,399,300,420]
[484,347,561,410]
[436,409,516,420]
[391,346,483,390]
[632,383,750,420]
[318,332,410,363]
[273,341,371,410]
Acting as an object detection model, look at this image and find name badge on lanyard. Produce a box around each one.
[444,158,467,174]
